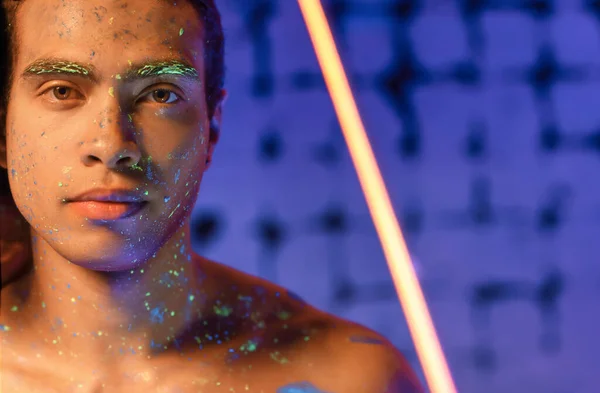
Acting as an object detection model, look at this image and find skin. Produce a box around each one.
[0,0,424,392]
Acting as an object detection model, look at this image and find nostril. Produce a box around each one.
[117,156,132,165]
[84,156,102,165]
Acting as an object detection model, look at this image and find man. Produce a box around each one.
[0,0,424,392]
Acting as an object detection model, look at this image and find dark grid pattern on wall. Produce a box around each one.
[189,1,599,392]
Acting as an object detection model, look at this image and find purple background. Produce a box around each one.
[189,1,600,392]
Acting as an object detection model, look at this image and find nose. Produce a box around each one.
[81,109,142,170]
[82,147,141,169]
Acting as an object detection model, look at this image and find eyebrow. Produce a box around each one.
[21,57,200,84]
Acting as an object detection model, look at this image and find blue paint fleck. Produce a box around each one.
[149,307,165,324]
[174,169,180,184]
[150,340,162,349]
[277,382,330,393]
[349,335,384,345]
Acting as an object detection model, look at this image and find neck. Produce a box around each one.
[6,223,212,359]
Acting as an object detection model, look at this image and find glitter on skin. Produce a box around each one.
[213,304,233,317]
[168,203,181,218]
[239,339,258,353]
[270,351,289,364]
[277,311,291,320]
[277,382,330,393]
[137,60,198,79]
[22,59,200,88]
[24,60,91,76]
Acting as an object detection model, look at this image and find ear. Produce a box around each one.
[209,89,226,144]
[205,89,227,170]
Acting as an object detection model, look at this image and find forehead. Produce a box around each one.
[13,0,205,76]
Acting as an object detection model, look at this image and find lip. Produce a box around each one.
[69,200,148,221]
[67,188,147,203]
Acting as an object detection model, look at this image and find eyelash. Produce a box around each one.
[41,85,182,105]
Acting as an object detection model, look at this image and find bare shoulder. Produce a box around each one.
[311,316,425,393]
[197,256,424,393]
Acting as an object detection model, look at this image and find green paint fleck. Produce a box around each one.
[189,295,195,302]
[168,203,181,218]
[269,351,289,364]
[213,305,233,317]
[115,74,121,80]
[179,28,184,36]
[145,292,151,297]
[277,311,291,320]
[58,182,63,187]
[240,339,258,352]
[10,305,18,312]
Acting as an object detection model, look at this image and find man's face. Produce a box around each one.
[0,0,218,270]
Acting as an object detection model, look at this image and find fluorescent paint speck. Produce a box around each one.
[213,305,233,317]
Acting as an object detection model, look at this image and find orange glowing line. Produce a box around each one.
[297,1,457,392]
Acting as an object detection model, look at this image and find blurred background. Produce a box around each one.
[189,0,600,392]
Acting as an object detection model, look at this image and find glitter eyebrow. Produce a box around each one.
[22,58,100,83]
[129,60,199,81]
[21,57,200,84]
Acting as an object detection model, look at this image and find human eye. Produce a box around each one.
[40,85,85,104]
[139,88,182,105]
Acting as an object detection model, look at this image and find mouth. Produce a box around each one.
[68,201,148,221]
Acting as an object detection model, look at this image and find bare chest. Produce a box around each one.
[0,339,326,393]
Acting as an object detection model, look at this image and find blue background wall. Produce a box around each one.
[191,1,600,392]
